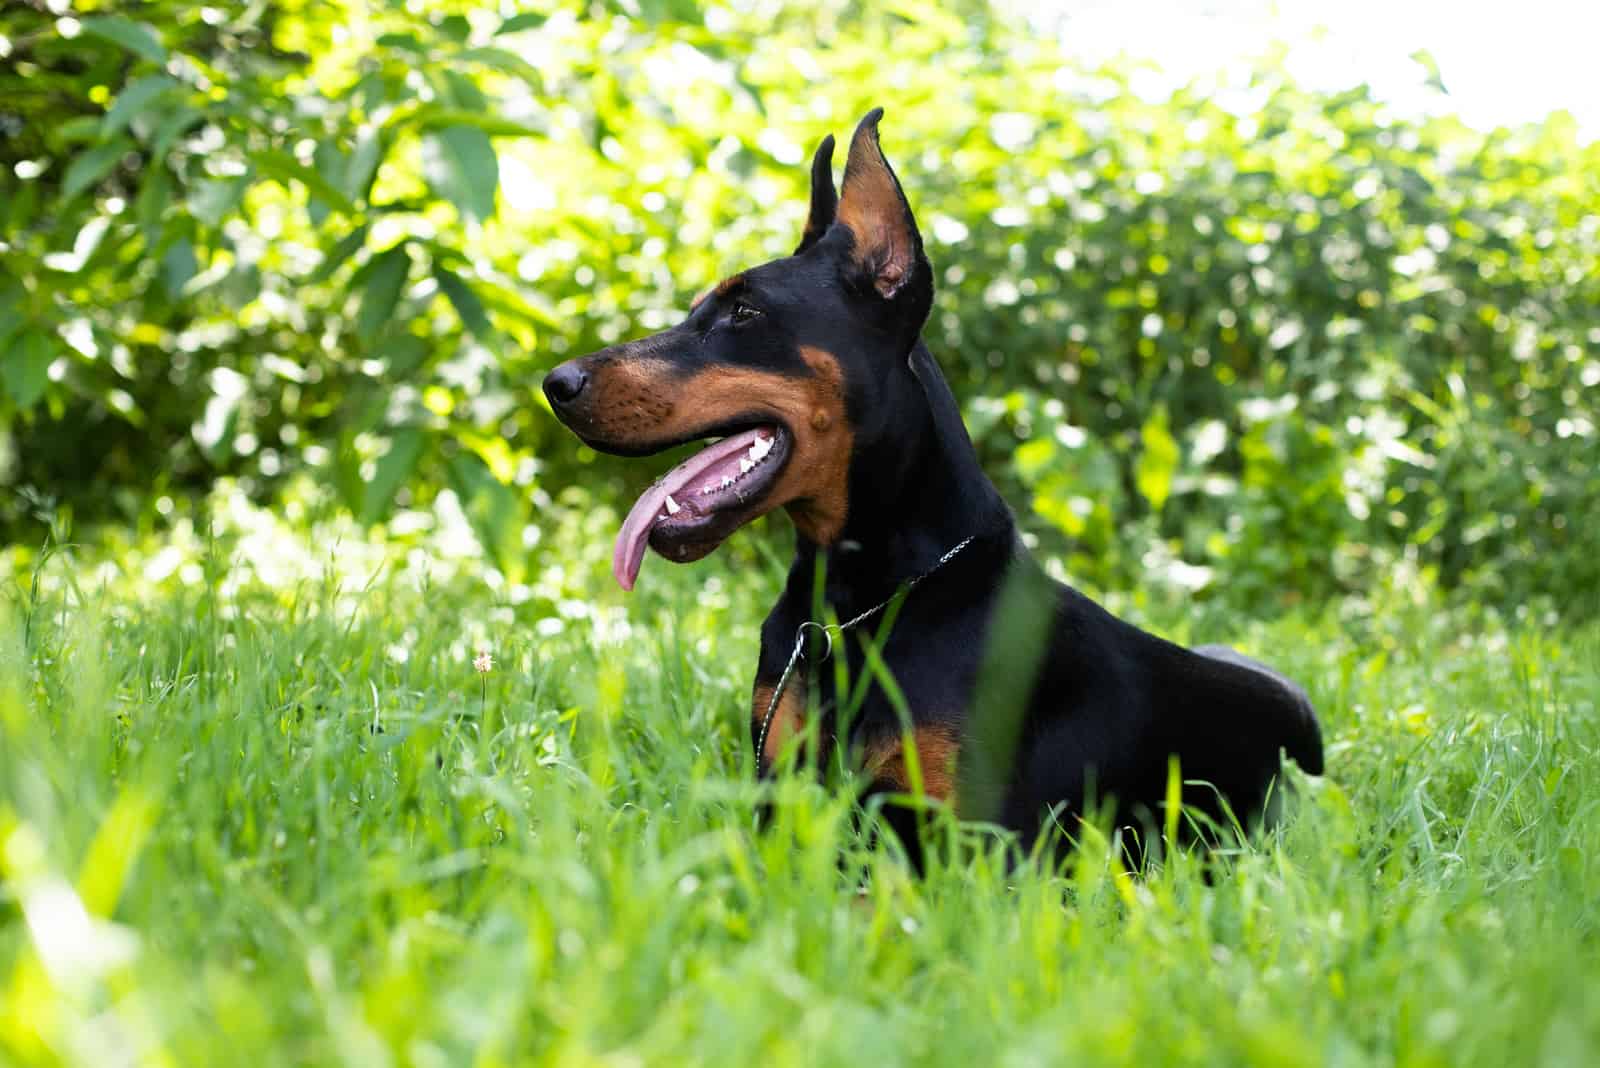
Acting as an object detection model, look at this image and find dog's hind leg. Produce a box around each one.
[1192,644,1324,776]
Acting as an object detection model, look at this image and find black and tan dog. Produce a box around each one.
[543,108,1323,866]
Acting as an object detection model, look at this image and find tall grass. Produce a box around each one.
[2,530,1597,1066]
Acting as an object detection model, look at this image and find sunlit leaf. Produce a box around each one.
[188,176,249,226]
[80,16,167,64]
[161,240,198,296]
[435,267,492,338]
[61,138,133,200]
[362,428,426,523]
[134,167,170,239]
[1135,405,1180,513]
[345,129,383,202]
[249,149,358,216]
[2,331,55,408]
[461,47,546,88]
[407,107,545,138]
[376,32,427,53]
[448,452,527,583]
[423,125,498,221]
[102,75,178,140]
[357,245,411,343]
[311,226,370,284]
[148,107,201,160]
[497,11,548,34]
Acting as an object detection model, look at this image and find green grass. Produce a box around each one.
[2,516,1598,1067]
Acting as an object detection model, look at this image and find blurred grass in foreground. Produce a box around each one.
[1,507,1597,1066]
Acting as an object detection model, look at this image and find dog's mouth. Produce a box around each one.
[612,423,792,590]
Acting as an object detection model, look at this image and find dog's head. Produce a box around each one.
[542,108,934,589]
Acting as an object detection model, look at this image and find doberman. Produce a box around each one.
[543,107,1324,868]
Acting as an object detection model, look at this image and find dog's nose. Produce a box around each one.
[543,362,588,408]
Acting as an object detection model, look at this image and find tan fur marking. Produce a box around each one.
[752,679,806,768]
[581,345,853,546]
[689,275,743,312]
[584,357,679,437]
[784,347,851,545]
[862,724,961,807]
[836,127,912,298]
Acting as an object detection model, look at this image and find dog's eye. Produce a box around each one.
[730,300,762,324]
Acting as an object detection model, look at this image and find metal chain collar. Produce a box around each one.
[754,534,976,770]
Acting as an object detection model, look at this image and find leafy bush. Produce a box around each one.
[2,1,1596,613]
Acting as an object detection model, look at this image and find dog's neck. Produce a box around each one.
[788,340,1013,618]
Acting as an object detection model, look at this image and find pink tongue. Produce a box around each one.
[612,428,771,591]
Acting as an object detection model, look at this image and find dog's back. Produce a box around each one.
[989,580,1323,853]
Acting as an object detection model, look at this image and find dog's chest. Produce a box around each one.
[750,608,984,771]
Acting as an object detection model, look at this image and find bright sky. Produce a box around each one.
[1032,0,1599,141]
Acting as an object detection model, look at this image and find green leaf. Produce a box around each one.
[0,293,22,350]
[3,332,55,409]
[460,47,546,88]
[441,70,488,111]
[62,138,133,200]
[162,240,198,296]
[1135,404,1180,513]
[58,117,103,143]
[1411,49,1449,95]
[148,108,200,161]
[386,335,431,377]
[311,226,369,285]
[102,76,178,140]
[472,276,560,327]
[734,71,767,117]
[249,150,357,216]
[361,428,426,524]
[447,452,526,583]
[134,166,170,239]
[376,32,427,53]
[345,129,382,202]
[308,141,339,227]
[423,126,498,221]
[188,175,248,227]
[81,16,168,64]
[1013,438,1055,483]
[497,11,548,33]
[434,267,491,338]
[4,181,38,232]
[407,107,544,139]
[357,245,411,343]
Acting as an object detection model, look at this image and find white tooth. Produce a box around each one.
[665,495,680,515]
[720,476,733,488]
[740,458,753,474]
[750,436,772,461]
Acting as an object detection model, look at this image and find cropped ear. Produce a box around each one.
[835,107,925,300]
[794,134,837,255]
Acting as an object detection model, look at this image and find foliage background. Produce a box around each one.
[4,4,1600,1065]
[2,0,1598,613]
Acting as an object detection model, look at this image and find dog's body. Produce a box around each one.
[545,108,1323,865]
